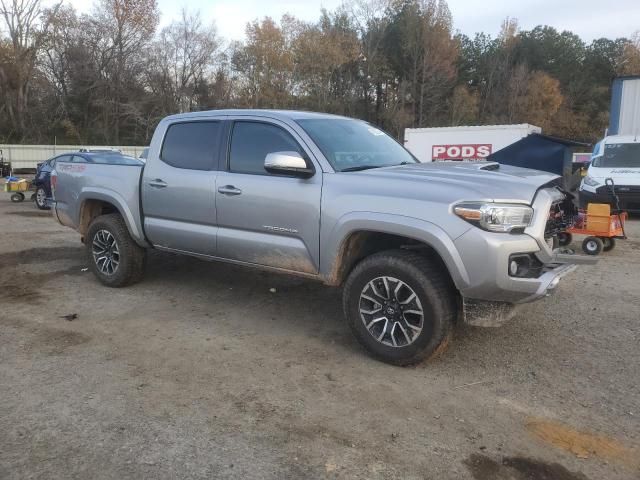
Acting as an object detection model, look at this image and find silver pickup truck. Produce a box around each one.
[52,110,591,365]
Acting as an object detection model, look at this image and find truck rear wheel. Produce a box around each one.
[343,250,457,366]
[86,213,146,287]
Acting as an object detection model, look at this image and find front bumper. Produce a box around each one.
[454,227,591,304]
[462,263,579,327]
[454,188,597,311]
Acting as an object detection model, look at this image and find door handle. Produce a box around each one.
[218,185,242,196]
[148,179,167,188]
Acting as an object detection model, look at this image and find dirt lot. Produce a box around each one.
[1,194,639,480]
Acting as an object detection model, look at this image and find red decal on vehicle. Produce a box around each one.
[58,164,86,173]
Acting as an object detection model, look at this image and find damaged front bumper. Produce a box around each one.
[457,187,599,327]
[462,260,581,327]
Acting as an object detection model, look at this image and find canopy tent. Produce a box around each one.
[487,133,590,191]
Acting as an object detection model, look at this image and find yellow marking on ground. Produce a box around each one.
[526,417,639,470]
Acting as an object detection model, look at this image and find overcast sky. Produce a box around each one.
[67,0,639,42]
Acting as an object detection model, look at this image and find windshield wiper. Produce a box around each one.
[340,161,415,172]
[340,165,384,172]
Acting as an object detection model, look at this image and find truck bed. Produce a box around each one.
[53,160,147,245]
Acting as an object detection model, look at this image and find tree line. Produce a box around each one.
[1,0,639,146]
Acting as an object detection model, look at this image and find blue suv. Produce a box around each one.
[33,157,57,210]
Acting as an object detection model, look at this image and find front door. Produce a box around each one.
[215,119,322,274]
[141,120,224,256]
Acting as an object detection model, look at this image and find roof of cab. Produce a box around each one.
[161,109,350,123]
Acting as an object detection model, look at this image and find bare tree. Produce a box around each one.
[91,0,159,142]
[0,0,60,140]
[347,0,393,122]
[149,9,221,113]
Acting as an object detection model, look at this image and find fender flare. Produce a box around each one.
[321,212,470,289]
[78,188,148,247]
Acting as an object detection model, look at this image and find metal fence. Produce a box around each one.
[0,144,146,170]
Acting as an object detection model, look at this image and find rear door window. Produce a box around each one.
[161,121,222,170]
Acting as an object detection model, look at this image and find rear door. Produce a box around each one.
[215,118,322,274]
[141,120,224,256]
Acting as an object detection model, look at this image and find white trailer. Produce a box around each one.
[404,124,541,163]
[0,144,147,171]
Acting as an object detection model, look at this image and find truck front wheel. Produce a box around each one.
[86,213,146,287]
[343,250,457,366]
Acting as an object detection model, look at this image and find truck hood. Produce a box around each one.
[354,162,559,203]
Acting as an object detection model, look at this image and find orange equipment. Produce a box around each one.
[558,203,627,255]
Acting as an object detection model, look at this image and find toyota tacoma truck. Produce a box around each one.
[51,110,593,365]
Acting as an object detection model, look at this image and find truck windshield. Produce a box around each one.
[598,143,640,168]
[296,119,417,171]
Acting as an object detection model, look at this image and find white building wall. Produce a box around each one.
[618,78,640,136]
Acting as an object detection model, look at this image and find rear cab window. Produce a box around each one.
[161,121,222,170]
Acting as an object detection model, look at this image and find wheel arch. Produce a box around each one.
[321,213,470,290]
[77,190,148,247]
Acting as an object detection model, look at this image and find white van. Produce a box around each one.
[580,135,640,212]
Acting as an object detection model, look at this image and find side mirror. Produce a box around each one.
[264,151,314,178]
[591,157,600,167]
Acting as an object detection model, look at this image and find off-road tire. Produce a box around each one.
[343,249,457,366]
[601,237,616,252]
[86,213,146,287]
[35,186,50,210]
[582,236,603,256]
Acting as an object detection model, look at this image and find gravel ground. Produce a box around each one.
[1,193,639,480]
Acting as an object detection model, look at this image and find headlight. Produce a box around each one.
[583,175,600,187]
[454,202,533,233]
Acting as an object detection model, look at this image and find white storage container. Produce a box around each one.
[404,124,541,163]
